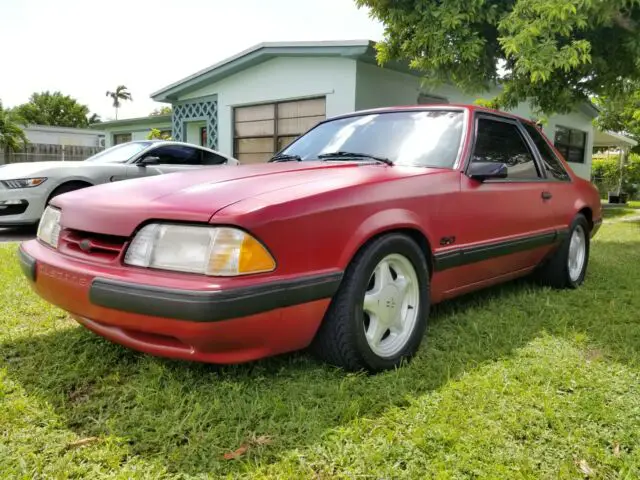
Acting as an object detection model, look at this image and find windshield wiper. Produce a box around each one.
[317,151,393,166]
[269,154,301,162]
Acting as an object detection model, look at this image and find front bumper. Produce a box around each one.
[19,240,342,363]
[0,185,48,225]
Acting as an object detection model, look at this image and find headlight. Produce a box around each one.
[124,224,276,276]
[37,206,62,248]
[2,178,47,189]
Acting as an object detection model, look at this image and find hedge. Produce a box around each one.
[591,154,640,200]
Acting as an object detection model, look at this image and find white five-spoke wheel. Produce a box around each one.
[536,213,590,289]
[311,233,430,372]
[567,225,586,282]
[363,254,420,358]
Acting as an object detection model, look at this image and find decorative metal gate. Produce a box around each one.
[172,96,218,149]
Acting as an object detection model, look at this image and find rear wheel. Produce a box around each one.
[311,233,430,372]
[535,214,590,289]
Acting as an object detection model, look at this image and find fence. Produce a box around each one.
[0,143,104,164]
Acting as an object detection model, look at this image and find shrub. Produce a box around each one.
[591,154,640,199]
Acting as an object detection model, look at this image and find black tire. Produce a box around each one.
[46,182,91,205]
[311,233,430,372]
[535,213,590,289]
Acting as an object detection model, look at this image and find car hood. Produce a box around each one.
[54,162,444,237]
[0,161,91,179]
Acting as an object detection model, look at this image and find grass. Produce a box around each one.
[1,219,640,478]
[603,207,639,220]
[602,200,640,221]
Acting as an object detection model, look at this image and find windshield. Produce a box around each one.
[279,110,465,168]
[85,142,153,163]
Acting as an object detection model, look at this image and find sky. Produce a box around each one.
[0,0,384,121]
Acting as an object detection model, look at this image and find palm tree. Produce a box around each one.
[88,113,102,125]
[105,86,132,120]
[0,101,28,163]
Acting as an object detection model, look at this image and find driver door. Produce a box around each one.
[439,114,559,294]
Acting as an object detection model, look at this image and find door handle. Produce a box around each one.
[541,191,553,200]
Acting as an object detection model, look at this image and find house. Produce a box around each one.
[99,40,626,179]
[1,125,105,164]
[94,114,172,147]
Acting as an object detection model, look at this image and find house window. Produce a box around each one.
[554,126,587,164]
[233,97,326,164]
[417,93,449,105]
[113,133,132,145]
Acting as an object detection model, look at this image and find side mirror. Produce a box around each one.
[467,161,508,181]
[139,156,160,167]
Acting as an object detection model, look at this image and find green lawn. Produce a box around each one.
[601,200,640,221]
[2,220,640,479]
[603,207,640,220]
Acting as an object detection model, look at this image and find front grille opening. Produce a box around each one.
[59,229,128,263]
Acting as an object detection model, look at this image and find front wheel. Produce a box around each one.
[535,214,590,289]
[311,234,430,372]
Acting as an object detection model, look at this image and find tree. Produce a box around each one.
[88,113,102,125]
[594,84,640,146]
[150,106,172,116]
[593,82,640,195]
[146,128,172,140]
[105,85,132,120]
[13,91,90,128]
[356,0,640,114]
[0,100,28,160]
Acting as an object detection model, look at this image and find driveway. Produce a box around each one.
[0,226,37,243]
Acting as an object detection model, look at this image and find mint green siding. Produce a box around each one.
[101,117,172,147]
[355,61,594,179]
[175,57,357,155]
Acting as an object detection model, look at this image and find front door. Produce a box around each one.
[438,115,558,294]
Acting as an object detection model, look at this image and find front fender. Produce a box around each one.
[337,208,433,269]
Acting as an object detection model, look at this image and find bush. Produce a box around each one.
[146,128,171,140]
[592,154,640,200]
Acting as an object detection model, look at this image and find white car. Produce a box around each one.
[0,140,239,227]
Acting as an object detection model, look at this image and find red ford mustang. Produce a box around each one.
[19,105,602,372]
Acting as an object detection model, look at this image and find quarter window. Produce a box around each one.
[554,126,586,164]
[202,150,227,165]
[522,123,570,181]
[472,118,541,179]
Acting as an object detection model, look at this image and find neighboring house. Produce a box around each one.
[102,40,633,179]
[0,125,106,164]
[593,129,638,152]
[93,114,172,148]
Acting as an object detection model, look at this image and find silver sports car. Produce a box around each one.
[0,140,239,226]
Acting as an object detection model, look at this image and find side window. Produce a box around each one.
[202,150,228,165]
[149,145,203,166]
[522,123,570,181]
[472,118,541,180]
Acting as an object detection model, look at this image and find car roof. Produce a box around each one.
[326,104,536,126]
